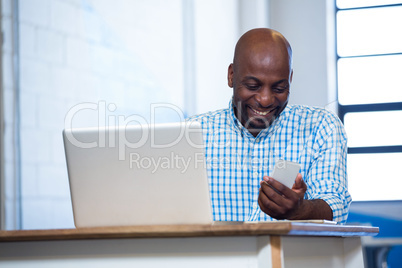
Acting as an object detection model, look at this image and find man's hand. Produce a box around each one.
[258,174,333,220]
[258,173,306,219]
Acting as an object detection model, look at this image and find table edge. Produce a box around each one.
[0,222,379,242]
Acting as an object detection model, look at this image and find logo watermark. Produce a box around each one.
[129,152,205,174]
[63,101,317,174]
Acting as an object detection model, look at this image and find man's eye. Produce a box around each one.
[246,84,259,90]
[273,87,288,93]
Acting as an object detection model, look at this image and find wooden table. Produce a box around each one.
[0,222,379,268]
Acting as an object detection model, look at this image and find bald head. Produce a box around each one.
[233,28,292,71]
[228,28,293,136]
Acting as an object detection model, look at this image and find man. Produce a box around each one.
[189,28,351,224]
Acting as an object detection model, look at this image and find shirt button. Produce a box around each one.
[253,203,258,209]
[253,172,258,178]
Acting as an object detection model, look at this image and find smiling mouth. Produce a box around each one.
[249,106,276,116]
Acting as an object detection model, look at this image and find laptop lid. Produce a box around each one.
[63,121,212,227]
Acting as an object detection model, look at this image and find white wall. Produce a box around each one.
[193,0,275,115]
[193,0,334,113]
[2,0,187,229]
[269,0,334,108]
[193,0,237,115]
[1,0,15,230]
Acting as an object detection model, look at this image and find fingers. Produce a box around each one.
[259,180,292,209]
[293,173,307,191]
[292,174,308,199]
[260,180,285,203]
[258,182,297,219]
[262,176,294,197]
[259,175,307,219]
[258,191,283,218]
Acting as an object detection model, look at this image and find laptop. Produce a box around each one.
[63,121,213,227]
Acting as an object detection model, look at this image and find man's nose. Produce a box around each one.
[255,88,273,107]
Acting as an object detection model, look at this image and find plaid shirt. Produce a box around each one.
[188,101,351,224]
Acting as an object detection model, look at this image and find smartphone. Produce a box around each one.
[271,160,301,189]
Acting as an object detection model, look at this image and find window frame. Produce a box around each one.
[335,2,402,155]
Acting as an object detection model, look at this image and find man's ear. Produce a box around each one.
[290,69,293,83]
[228,63,234,88]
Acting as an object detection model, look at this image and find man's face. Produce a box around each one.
[228,46,292,137]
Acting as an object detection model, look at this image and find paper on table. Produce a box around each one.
[245,220,338,225]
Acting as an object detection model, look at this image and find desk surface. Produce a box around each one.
[0,222,379,242]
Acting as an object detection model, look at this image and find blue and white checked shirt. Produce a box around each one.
[188,101,352,224]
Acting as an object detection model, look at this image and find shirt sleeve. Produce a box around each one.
[305,112,352,224]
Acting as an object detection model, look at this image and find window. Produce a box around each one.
[336,1,402,201]
[1,0,236,230]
